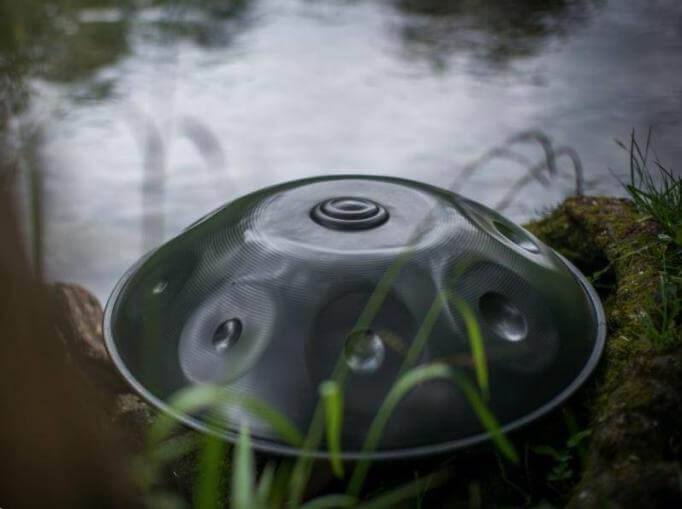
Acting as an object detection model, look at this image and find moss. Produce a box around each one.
[526,197,682,507]
[528,197,675,379]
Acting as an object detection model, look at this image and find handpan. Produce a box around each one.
[104,175,605,459]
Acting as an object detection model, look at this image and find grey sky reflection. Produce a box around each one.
[4,0,679,301]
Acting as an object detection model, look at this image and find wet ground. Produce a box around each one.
[2,0,681,301]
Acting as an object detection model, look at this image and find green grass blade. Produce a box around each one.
[147,385,304,449]
[149,433,200,464]
[355,469,453,509]
[148,385,223,445]
[451,296,489,399]
[320,380,344,478]
[287,411,325,506]
[268,459,294,508]
[621,130,682,247]
[290,208,481,503]
[299,494,358,509]
[400,292,446,374]
[348,363,517,496]
[353,247,415,334]
[256,462,276,507]
[196,432,227,509]
[288,246,417,503]
[452,368,518,463]
[230,391,305,447]
[231,424,255,509]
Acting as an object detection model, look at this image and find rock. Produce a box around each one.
[50,282,212,502]
[52,282,129,396]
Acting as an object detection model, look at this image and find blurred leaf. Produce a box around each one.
[288,246,417,505]
[348,363,517,496]
[451,296,489,399]
[148,385,304,449]
[355,469,453,509]
[149,385,223,446]
[566,429,591,449]
[231,424,255,509]
[149,434,200,464]
[401,292,446,373]
[548,463,573,482]
[320,380,344,478]
[300,494,357,509]
[196,432,226,509]
[256,462,276,507]
[233,390,305,447]
[532,445,570,462]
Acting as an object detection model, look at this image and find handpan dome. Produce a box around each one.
[104,175,605,459]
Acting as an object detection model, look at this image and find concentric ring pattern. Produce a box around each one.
[103,175,605,459]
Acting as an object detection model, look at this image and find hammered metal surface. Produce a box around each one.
[104,175,605,458]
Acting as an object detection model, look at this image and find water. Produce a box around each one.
[3,0,681,302]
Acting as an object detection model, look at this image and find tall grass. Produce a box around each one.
[143,283,512,508]
[319,380,344,478]
[225,417,456,509]
[451,297,489,398]
[287,246,418,505]
[196,432,227,509]
[230,425,255,509]
[148,356,515,507]
[619,129,682,247]
[618,129,681,347]
[346,363,517,498]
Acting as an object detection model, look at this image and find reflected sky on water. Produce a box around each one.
[2,0,681,301]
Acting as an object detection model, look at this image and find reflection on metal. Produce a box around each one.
[104,175,605,459]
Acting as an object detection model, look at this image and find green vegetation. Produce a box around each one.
[451,297,489,398]
[532,429,590,485]
[639,250,681,348]
[229,425,254,509]
[347,363,515,498]
[140,362,505,507]
[319,380,344,478]
[620,129,682,247]
[618,130,681,347]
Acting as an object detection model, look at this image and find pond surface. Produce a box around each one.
[3,0,681,302]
